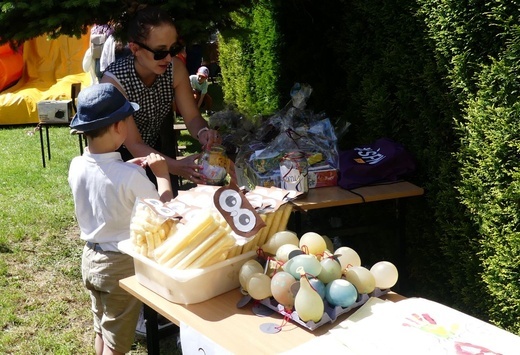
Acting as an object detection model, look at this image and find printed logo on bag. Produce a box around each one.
[354,147,386,165]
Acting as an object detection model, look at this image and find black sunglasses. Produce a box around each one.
[134,41,183,60]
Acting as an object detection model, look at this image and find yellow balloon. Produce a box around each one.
[294,272,324,323]
[299,232,327,255]
[262,230,299,255]
[344,266,376,294]
[321,235,335,253]
[247,273,273,300]
[239,259,264,291]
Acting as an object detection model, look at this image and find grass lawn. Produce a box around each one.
[0,82,223,353]
[0,124,194,354]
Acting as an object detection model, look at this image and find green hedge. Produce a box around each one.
[220,0,520,334]
[457,36,520,332]
[218,0,280,116]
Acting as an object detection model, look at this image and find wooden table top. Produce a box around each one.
[173,123,187,131]
[120,276,405,354]
[291,181,424,211]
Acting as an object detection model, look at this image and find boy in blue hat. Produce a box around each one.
[68,83,173,354]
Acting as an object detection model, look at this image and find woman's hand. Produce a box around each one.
[173,153,206,184]
[198,128,222,150]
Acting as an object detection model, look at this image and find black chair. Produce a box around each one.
[70,83,87,154]
[39,82,84,167]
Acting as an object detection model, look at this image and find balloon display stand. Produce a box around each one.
[259,287,389,331]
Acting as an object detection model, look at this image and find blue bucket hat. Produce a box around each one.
[70,83,139,132]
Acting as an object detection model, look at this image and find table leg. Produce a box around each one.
[396,198,408,294]
[39,126,46,168]
[143,304,180,354]
[45,126,51,161]
[144,304,160,355]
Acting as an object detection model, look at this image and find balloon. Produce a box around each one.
[321,234,335,253]
[288,249,305,259]
[334,246,361,269]
[299,232,327,255]
[283,254,322,279]
[344,266,376,294]
[276,244,301,263]
[270,271,297,309]
[317,257,342,284]
[262,230,299,255]
[294,270,324,323]
[247,273,272,300]
[370,261,399,289]
[308,277,326,299]
[239,259,264,291]
[325,279,358,308]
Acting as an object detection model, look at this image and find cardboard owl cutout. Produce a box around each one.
[213,183,266,237]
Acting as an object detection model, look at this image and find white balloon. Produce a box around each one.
[276,244,301,262]
[334,246,361,269]
[370,261,399,289]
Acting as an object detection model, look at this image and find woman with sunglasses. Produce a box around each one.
[101,5,221,185]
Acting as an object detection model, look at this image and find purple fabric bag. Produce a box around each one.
[338,138,416,189]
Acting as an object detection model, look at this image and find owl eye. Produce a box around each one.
[157,206,175,217]
[219,189,241,212]
[234,209,257,233]
[144,198,163,207]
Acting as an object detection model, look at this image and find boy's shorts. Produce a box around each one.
[82,245,142,353]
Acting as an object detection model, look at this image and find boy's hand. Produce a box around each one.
[146,153,169,178]
[127,157,147,167]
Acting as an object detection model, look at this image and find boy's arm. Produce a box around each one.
[146,153,173,202]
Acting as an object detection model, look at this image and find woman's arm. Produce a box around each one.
[100,74,203,181]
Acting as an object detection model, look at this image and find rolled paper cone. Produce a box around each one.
[155,211,215,264]
[174,227,226,270]
[162,221,219,268]
[278,203,293,232]
[266,209,283,242]
[255,213,273,248]
[189,233,236,269]
[226,245,241,259]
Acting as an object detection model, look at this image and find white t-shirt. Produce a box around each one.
[189,74,208,94]
[68,151,160,252]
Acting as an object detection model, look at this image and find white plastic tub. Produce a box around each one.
[119,239,256,304]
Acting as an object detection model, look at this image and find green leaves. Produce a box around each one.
[0,0,250,45]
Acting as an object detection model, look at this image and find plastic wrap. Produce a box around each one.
[234,83,341,190]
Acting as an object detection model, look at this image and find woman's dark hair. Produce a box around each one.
[115,5,176,44]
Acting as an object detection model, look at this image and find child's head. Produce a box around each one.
[70,83,139,138]
[197,66,209,83]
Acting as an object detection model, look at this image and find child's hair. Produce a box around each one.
[115,5,176,44]
[84,125,111,139]
[84,117,127,139]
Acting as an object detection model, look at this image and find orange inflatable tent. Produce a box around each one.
[0,43,23,91]
[0,33,92,125]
